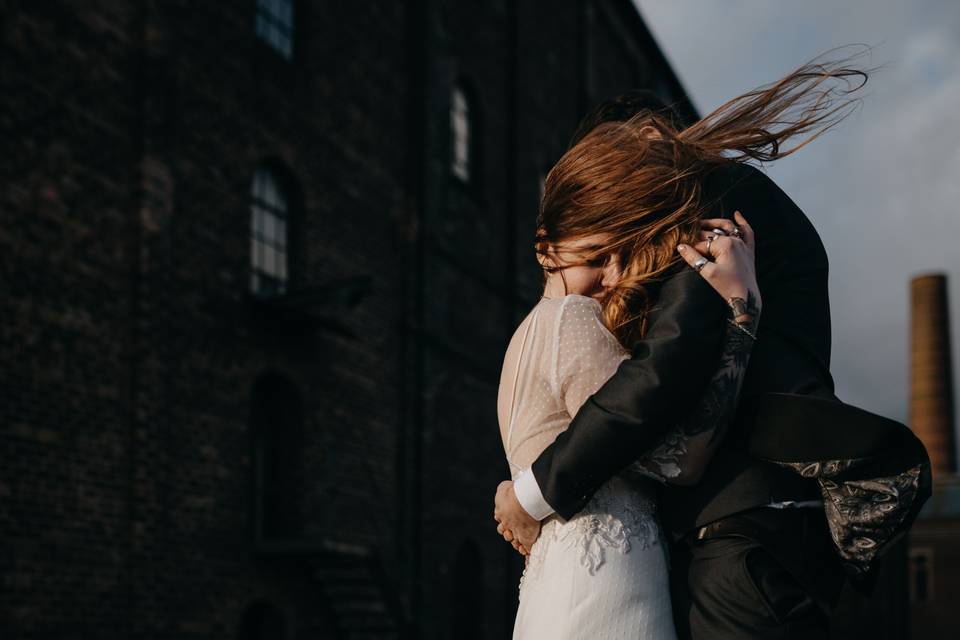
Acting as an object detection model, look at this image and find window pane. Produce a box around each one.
[250,166,292,296]
[263,245,277,276]
[254,237,266,275]
[263,212,275,244]
[451,86,471,181]
[263,175,278,209]
[250,206,260,240]
[274,184,288,214]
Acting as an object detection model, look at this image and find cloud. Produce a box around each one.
[635,0,960,432]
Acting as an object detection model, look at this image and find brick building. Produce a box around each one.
[0,1,694,638]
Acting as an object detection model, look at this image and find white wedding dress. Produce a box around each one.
[498,294,679,640]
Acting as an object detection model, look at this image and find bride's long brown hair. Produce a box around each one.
[538,51,869,347]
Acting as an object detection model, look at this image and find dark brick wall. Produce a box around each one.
[1,2,143,637]
[1,1,691,638]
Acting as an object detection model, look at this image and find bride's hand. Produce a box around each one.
[677,210,761,319]
[494,481,541,555]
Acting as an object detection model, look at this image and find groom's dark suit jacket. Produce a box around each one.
[530,162,836,533]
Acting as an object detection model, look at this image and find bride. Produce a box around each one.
[497,207,759,639]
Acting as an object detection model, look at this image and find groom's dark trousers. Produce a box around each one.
[529,163,845,639]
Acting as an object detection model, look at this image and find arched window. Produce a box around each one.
[451,540,484,639]
[450,83,473,183]
[254,0,295,59]
[238,600,287,640]
[250,166,290,298]
[250,373,305,538]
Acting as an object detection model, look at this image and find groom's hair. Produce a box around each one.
[568,90,681,148]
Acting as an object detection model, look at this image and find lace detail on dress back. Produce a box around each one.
[523,476,661,581]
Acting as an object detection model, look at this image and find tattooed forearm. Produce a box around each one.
[682,314,757,444]
[728,290,761,323]
[629,297,759,483]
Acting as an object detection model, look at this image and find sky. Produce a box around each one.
[633,0,960,447]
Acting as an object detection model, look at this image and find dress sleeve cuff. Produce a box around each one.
[514,468,556,521]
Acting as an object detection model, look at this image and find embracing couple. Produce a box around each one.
[493,56,931,639]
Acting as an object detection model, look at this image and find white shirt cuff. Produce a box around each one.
[514,468,556,521]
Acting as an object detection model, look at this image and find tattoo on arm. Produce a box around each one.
[629,293,759,482]
[728,290,761,322]
[681,309,756,444]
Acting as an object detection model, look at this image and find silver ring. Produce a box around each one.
[693,258,708,273]
[730,226,743,238]
[711,228,727,236]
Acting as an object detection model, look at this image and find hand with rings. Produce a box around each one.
[676,210,761,309]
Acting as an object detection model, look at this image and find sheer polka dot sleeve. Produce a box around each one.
[552,296,629,418]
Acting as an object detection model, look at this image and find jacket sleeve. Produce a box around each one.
[530,266,728,519]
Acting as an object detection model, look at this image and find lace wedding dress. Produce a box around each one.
[498,295,678,640]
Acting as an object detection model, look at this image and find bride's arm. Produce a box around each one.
[555,296,630,419]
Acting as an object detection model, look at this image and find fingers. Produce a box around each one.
[696,229,743,258]
[493,480,512,521]
[696,232,722,259]
[698,217,739,237]
[693,234,735,257]
[733,211,755,249]
[699,211,754,249]
[493,478,537,554]
[676,244,716,278]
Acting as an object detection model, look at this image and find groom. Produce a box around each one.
[494,92,845,638]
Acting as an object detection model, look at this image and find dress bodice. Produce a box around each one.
[497,295,629,477]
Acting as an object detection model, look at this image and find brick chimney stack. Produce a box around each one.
[910,274,956,476]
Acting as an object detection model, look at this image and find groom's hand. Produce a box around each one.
[494,481,541,555]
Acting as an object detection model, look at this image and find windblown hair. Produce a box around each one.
[539,50,869,347]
